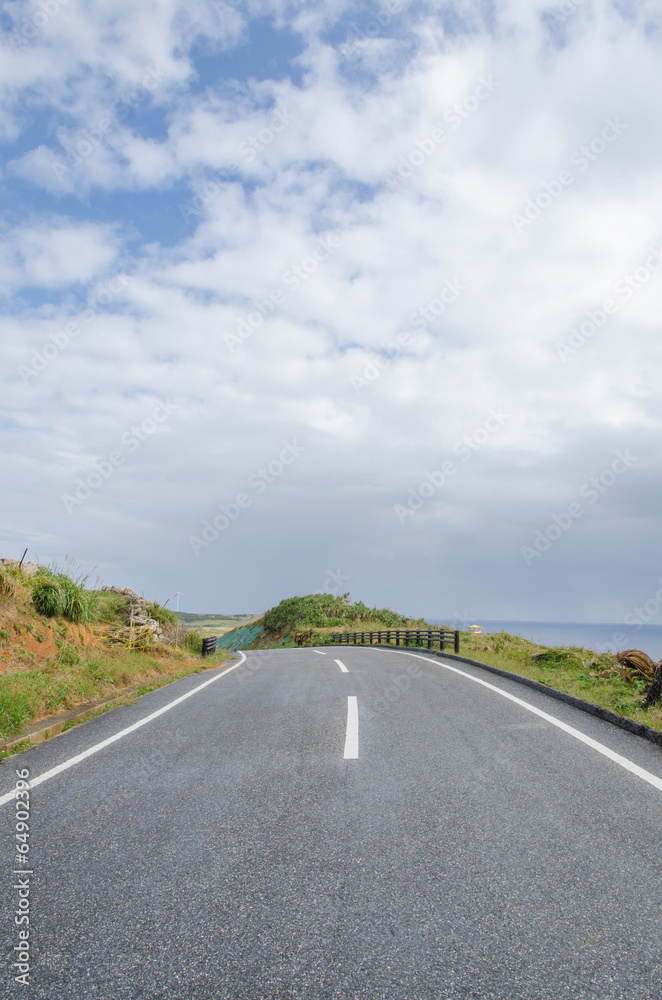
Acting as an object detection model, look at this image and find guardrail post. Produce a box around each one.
[454,630,460,654]
[201,636,218,657]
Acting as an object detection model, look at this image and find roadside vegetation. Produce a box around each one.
[231,594,662,733]
[263,593,426,633]
[0,560,226,745]
[452,630,662,731]
[3,566,660,745]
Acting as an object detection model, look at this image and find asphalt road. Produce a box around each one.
[2,645,662,999]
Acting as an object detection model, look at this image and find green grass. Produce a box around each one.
[175,613,253,626]
[146,602,178,627]
[263,594,425,633]
[92,589,131,625]
[174,613,257,638]
[445,630,662,731]
[0,646,231,743]
[30,570,98,623]
[256,613,662,734]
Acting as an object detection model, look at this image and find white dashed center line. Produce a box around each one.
[335,659,349,673]
[313,650,327,655]
[344,696,359,759]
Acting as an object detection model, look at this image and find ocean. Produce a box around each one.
[430,619,662,662]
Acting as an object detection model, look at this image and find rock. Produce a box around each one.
[643,661,662,707]
[102,585,165,646]
[1,559,48,577]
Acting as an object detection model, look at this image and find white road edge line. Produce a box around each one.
[0,653,247,808]
[344,696,359,759]
[373,648,662,794]
[335,659,349,673]
[313,650,327,655]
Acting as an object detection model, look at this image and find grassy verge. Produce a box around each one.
[225,597,662,734]
[0,644,231,743]
[366,629,662,732]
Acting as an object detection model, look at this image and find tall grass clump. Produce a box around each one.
[0,566,18,603]
[31,577,64,617]
[30,569,98,624]
[146,602,178,628]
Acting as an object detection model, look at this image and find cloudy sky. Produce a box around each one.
[1,0,661,622]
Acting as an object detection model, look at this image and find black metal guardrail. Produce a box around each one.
[330,628,460,654]
[201,636,218,657]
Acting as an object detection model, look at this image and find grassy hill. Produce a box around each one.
[174,612,258,637]
[263,593,426,633]
[0,561,229,747]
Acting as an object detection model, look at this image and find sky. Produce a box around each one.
[1,0,662,623]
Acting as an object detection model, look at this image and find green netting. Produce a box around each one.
[216,621,266,651]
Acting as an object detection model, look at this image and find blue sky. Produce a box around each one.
[2,0,662,622]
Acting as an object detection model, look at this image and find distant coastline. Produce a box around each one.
[430,619,662,661]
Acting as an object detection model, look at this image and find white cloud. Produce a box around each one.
[2,1,662,623]
[0,218,121,295]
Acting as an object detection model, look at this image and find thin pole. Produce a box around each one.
[175,592,183,646]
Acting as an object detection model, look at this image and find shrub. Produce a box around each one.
[31,578,64,618]
[263,594,411,633]
[183,630,203,654]
[146,602,178,627]
[30,573,98,623]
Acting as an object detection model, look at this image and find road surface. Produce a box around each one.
[1,645,661,999]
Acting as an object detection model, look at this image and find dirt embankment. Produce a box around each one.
[0,562,228,746]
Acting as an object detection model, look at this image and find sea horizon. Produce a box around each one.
[429,618,662,662]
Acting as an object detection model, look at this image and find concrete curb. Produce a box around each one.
[0,690,140,754]
[0,653,236,755]
[371,644,662,750]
